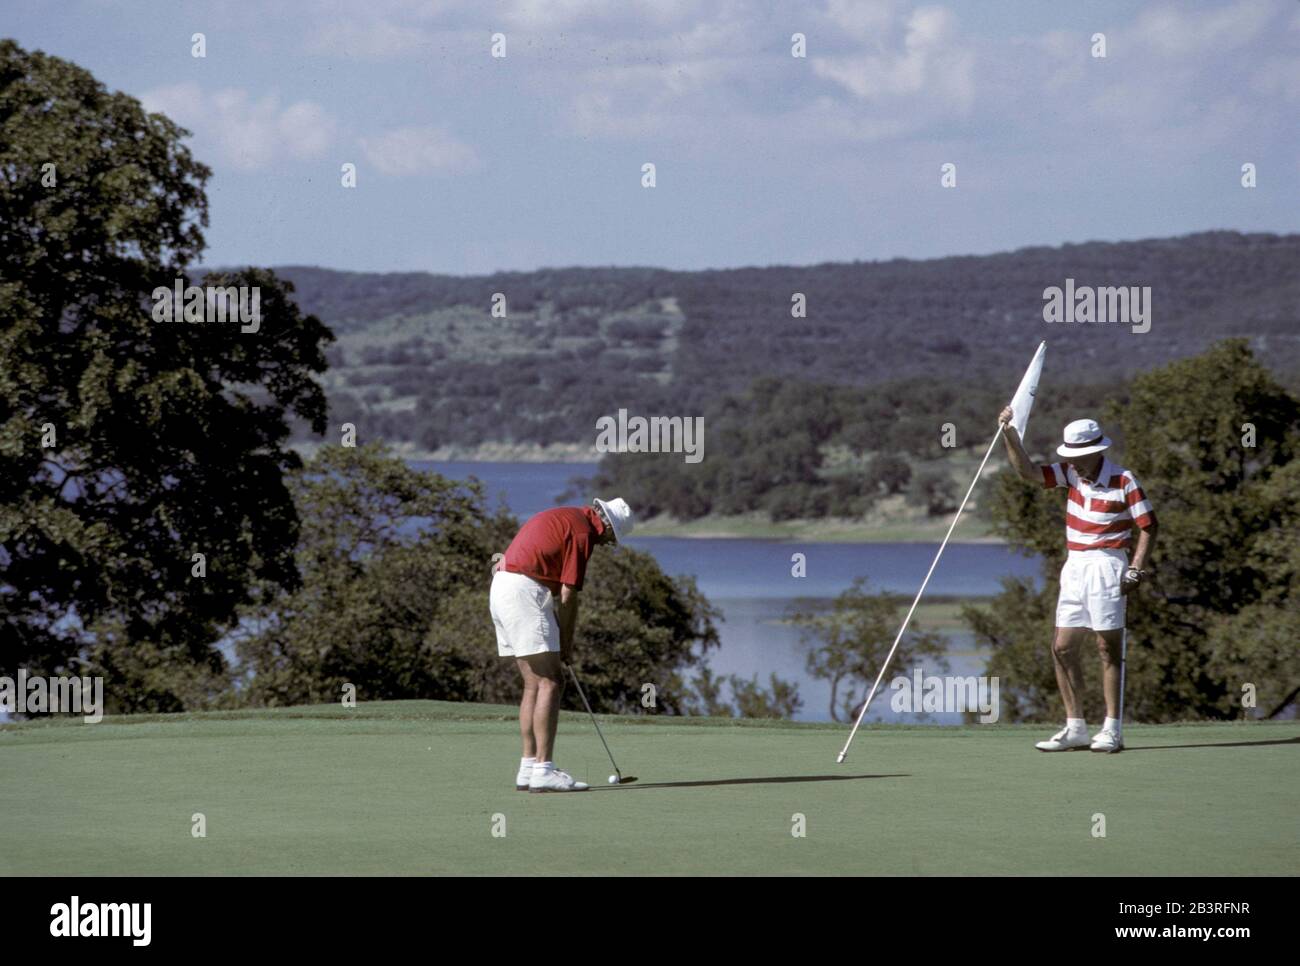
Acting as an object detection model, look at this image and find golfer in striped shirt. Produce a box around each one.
[999,410,1157,753]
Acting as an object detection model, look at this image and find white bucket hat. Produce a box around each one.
[592,497,634,542]
[1057,418,1112,457]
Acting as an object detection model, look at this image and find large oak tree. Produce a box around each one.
[0,40,332,710]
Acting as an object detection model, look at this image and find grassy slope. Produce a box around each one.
[2,702,1295,876]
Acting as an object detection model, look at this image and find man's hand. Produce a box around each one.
[1121,568,1145,595]
[1126,525,1156,595]
[998,405,1039,483]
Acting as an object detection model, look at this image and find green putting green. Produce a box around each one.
[2,702,1295,875]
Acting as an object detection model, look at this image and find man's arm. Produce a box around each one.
[997,406,1041,483]
[556,584,580,660]
[1124,523,1157,594]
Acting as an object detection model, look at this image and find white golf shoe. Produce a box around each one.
[1034,725,1091,752]
[1090,729,1124,753]
[515,762,534,791]
[529,764,589,793]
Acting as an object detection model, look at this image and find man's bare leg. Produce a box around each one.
[516,657,539,759]
[1095,629,1124,719]
[1051,626,1090,719]
[522,652,563,763]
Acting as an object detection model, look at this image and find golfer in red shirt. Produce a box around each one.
[490,497,634,792]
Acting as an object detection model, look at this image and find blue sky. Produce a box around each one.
[7,0,1298,274]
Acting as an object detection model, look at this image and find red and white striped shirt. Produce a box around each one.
[1041,456,1156,552]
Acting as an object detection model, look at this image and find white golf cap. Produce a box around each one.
[592,497,634,542]
[1057,418,1112,457]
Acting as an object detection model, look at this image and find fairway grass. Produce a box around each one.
[2,702,1295,876]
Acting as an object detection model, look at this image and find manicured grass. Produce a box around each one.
[1,702,1294,875]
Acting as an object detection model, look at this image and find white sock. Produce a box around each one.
[1066,717,1087,733]
[533,760,554,774]
[520,756,537,766]
[1103,717,1121,733]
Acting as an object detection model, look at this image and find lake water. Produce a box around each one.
[421,461,1042,723]
[1,460,1041,726]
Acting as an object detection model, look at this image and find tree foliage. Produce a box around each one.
[549,539,722,714]
[0,41,332,709]
[789,577,948,722]
[234,444,515,705]
[235,445,721,715]
[280,233,1300,459]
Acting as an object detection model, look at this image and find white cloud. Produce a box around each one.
[1131,0,1273,57]
[822,0,902,40]
[358,125,479,176]
[812,6,975,110]
[304,18,434,59]
[497,0,708,31]
[167,0,1293,172]
[141,83,336,170]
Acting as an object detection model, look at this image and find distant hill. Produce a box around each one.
[227,231,1299,453]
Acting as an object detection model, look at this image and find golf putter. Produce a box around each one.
[1116,627,1127,753]
[564,663,637,785]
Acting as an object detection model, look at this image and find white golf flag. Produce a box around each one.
[1008,341,1046,438]
[835,339,1050,764]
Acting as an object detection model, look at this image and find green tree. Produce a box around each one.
[790,577,948,722]
[909,467,959,516]
[566,545,721,714]
[726,673,803,719]
[0,41,332,710]
[678,666,803,719]
[866,454,912,495]
[971,340,1300,722]
[233,444,516,705]
[682,666,730,716]
[235,444,720,714]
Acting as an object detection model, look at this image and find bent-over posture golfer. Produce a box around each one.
[490,497,634,792]
[999,409,1157,753]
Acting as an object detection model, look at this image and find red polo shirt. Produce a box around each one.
[502,506,607,594]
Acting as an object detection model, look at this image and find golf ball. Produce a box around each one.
[608,775,619,785]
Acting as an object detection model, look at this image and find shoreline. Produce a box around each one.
[286,442,1006,544]
[290,439,600,463]
[630,513,1004,544]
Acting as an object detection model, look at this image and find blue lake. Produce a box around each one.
[421,461,1043,723]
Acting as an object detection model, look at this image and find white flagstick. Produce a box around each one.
[836,423,1006,764]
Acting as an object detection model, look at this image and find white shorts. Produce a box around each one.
[1056,549,1127,631]
[490,570,560,658]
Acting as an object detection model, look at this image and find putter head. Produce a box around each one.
[616,776,638,785]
